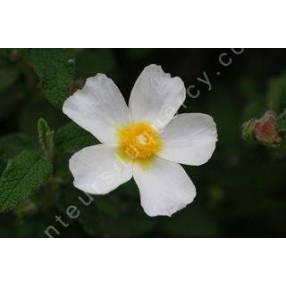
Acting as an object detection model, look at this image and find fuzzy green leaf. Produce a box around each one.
[55,123,98,154]
[37,118,55,160]
[0,151,53,212]
[29,49,75,109]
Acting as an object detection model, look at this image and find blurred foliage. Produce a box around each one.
[268,72,286,113]
[0,48,286,237]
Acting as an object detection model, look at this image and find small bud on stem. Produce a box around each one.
[242,111,283,147]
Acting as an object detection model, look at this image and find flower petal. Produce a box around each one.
[63,74,130,145]
[159,113,217,166]
[129,64,186,130]
[133,157,196,217]
[69,144,132,195]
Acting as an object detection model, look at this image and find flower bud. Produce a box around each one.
[254,111,282,146]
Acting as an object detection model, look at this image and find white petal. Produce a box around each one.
[69,144,132,195]
[129,64,186,130]
[63,74,130,145]
[133,157,196,217]
[159,113,217,166]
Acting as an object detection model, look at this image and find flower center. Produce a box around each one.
[117,122,162,164]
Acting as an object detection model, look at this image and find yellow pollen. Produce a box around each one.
[117,122,162,165]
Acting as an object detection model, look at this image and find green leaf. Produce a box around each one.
[55,122,98,154]
[0,133,35,161]
[0,151,53,212]
[29,49,75,109]
[37,118,55,160]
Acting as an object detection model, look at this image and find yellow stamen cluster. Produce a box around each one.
[117,122,162,165]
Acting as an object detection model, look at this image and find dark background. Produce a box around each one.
[0,48,286,237]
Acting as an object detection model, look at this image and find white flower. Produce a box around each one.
[63,64,217,217]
